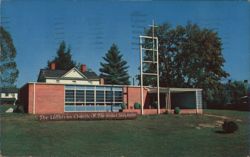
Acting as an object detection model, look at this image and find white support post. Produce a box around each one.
[140,36,144,115]
[152,20,155,62]
[196,89,198,114]
[156,35,160,114]
[74,86,76,111]
[195,90,203,114]
[168,90,171,113]
[104,87,106,111]
[94,86,96,111]
[84,87,86,111]
[113,89,115,112]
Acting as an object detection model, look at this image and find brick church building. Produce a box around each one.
[19,64,203,115]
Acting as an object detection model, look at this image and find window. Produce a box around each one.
[76,90,84,102]
[76,86,85,90]
[64,85,123,112]
[86,90,94,102]
[5,93,9,97]
[65,103,74,105]
[65,90,74,102]
[96,91,104,102]
[114,91,123,102]
[65,85,75,90]
[105,91,113,102]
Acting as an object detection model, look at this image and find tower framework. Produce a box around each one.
[139,21,160,114]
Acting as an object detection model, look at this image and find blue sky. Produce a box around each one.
[1,0,250,87]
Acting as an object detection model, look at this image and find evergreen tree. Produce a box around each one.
[0,26,19,87]
[100,44,130,85]
[47,41,76,70]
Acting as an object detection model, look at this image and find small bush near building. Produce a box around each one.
[174,107,180,114]
[13,105,24,113]
[121,103,127,110]
[134,102,141,109]
[151,101,158,109]
[222,120,238,133]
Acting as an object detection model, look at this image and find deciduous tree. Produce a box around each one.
[0,26,19,87]
[141,22,229,103]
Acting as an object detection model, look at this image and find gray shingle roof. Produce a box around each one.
[37,68,99,82]
[0,88,19,93]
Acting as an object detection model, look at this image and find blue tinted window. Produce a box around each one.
[105,91,113,102]
[96,86,105,91]
[75,86,85,90]
[76,90,84,102]
[96,91,104,102]
[115,91,123,102]
[113,87,123,91]
[65,90,74,102]
[65,85,75,90]
[86,91,94,102]
[85,86,95,90]
[65,85,123,112]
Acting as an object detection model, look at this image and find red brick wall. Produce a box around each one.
[143,109,166,115]
[124,109,202,115]
[18,84,29,113]
[19,83,64,114]
[19,83,35,114]
[123,109,167,115]
[123,86,148,109]
[28,84,34,114]
[35,84,64,114]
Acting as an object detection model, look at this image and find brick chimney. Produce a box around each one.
[50,63,56,70]
[99,78,105,85]
[81,64,87,73]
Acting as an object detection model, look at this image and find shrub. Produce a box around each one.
[174,107,180,114]
[121,103,127,110]
[151,101,158,109]
[134,102,141,109]
[222,120,238,133]
[13,105,24,113]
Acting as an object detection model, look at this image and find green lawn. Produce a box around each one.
[0,106,249,157]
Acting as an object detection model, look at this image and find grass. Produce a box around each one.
[0,106,250,157]
[0,105,16,113]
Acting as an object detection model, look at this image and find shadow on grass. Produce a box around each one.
[214,130,228,134]
[214,130,238,134]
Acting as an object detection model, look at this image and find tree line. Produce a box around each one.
[1,23,248,107]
